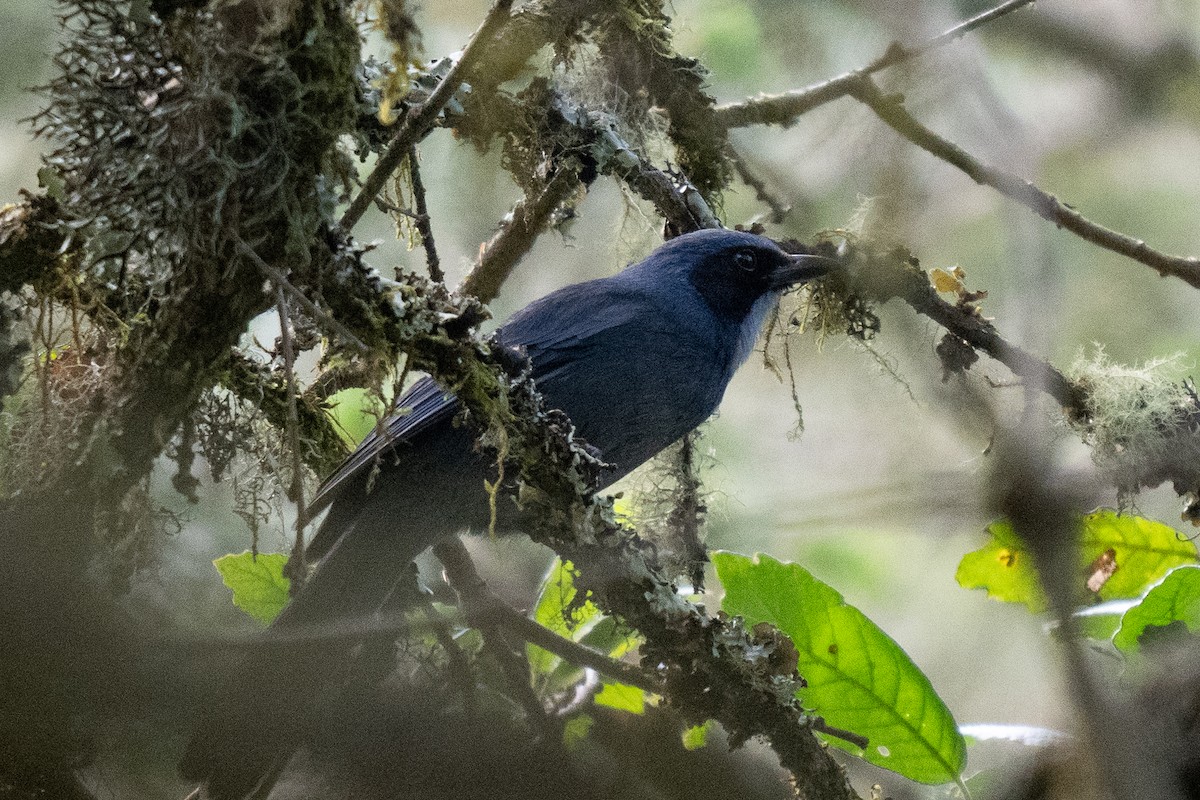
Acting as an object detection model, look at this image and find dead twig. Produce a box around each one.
[406,146,443,284]
[712,0,1035,129]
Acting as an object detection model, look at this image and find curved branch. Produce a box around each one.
[845,76,1200,290]
[713,0,1035,129]
[841,246,1086,414]
[459,166,584,303]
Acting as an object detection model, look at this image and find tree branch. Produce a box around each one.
[844,76,1200,290]
[839,243,1086,414]
[406,146,442,284]
[340,0,515,231]
[864,0,1036,72]
[712,0,1035,129]
[458,166,584,303]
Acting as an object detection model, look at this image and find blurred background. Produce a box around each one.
[4,0,1200,796]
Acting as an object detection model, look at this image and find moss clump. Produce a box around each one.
[1068,351,1200,520]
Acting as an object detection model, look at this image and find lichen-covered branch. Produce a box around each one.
[0,194,67,295]
[221,353,349,481]
[828,239,1200,520]
[594,1,729,199]
[1,3,362,791]
[832,242,1085,414]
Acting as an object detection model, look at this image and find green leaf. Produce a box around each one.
[955,520,1044,610]
[681,720,716,751]
[1080,511,1197,599]
[528,559,639,695]
[956,511,1197,611]
[325,387,385,447]
[213,551,290,625]
[1114,565,1200,655]
[527,559,596,683]
[714,551,965,785]
[594,681,646,714]
[562,714,594,750]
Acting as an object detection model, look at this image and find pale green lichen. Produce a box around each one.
[1067,349,1200,520]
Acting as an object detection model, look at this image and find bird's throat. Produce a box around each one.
[732,291,781,370]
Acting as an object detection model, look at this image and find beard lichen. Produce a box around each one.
[1067,350,1200,523]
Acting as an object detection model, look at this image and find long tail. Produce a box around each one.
[178,513,432,800]
[180,407,490,798]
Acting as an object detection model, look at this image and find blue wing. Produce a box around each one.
[306,376,459,523]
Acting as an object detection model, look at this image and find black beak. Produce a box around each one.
[769,253,837,290]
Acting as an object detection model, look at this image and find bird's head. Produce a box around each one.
[640,229,833,324]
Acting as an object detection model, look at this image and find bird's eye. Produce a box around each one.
[734,249,757,272]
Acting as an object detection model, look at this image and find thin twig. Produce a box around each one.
[274,284,307,590]
[498,603,660,695]
[420,597,478,714]
[373,197,422,220]
[846,76,1200,290]
[727,145,791,224]
[406,146,442,283]
[237,241,370,353]
[712,0,1035,129]
[864,0,1036,73]
[432,538,560,738]
[458,166,583,303]
[340,0,515,231]
[432,538,661,694]
[810,717,870,751]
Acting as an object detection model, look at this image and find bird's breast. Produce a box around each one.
[534,325,730,486]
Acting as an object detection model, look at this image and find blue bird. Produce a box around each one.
[181,228,831,798]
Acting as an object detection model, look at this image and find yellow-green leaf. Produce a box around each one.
[527,559,639,695]
[955,520,1044,610]
[956,511,1198,612]
[213,551,290,625]
[594,681,646,714]
[682,720,716,751]
[325,387,385,447]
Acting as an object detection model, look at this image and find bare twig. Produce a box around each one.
[432,538,561,740]
[863,0,1036,73]
[419,597,478,714]
[499,603,659,695]
[406,146,442,283]
[373,197,421,220]
[458,166,583,303]
[712,0,1035,129]
[237,241,370,353]
[432,537,659,694]
[810,718,870,751]
[727,145,791,224]
[846,77,1200,290]
[340,0,515,231]
[273,284,307,589]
